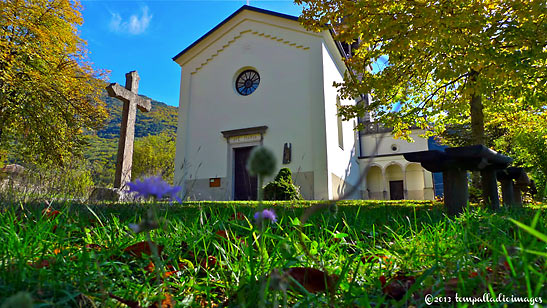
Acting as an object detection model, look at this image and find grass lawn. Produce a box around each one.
[0,200,545,307]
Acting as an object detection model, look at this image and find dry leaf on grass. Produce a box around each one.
[124,241,164,258]
[230,212,246,221]
[286,267,338,293]
[42,208,60,219]
[28,257,56,269]
[380,273,416,300]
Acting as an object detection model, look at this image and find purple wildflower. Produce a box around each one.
[254,208,277,223]
[127,176,182,202]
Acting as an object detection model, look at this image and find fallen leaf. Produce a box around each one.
[215,230,228,239]
[42,208,60,219]
[286,267,338,293]
[230,212,246,221]
[200,255,217,269]
[145,261,155,273]
[124,241,164,258]
[29,258,56,269]
[380,273,416,300]
[85,243,105,251]
[501,261,511,271]
[149,293,175,308]
[379,275,387,286]
[145,262,186,278]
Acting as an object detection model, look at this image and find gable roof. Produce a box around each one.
[172,5,299,62]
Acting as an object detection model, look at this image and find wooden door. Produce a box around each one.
[233,146,257,200]
[389,180,404,200]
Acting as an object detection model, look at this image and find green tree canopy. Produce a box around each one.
[0,0,108,165]
[296,0,546,144]
[132,132,176,184]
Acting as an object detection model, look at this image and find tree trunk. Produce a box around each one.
[469,92,483,204]
[470,93,484,145]
[469,70,485,145]
[468,71,497,208]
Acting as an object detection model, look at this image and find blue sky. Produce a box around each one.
[79,1,304,107]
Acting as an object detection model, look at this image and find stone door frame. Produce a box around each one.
[221,126,267,200]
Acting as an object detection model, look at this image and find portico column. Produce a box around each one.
[382,166,388,200]
[403,164,408,199]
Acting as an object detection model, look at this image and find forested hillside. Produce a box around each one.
[96,94,178,139]
[84,91,178,186]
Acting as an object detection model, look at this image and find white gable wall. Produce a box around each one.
[174,12,331,200]
[174,7,435,201]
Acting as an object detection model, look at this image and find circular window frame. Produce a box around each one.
[391,144,399,152]
[234,69,260,96]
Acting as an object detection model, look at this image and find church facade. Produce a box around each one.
[173,6,437,201]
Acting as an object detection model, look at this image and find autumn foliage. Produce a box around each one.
[296,0,546,145]
[0,0,108,165]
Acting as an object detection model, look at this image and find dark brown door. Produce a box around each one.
[234,146,257,200]
[389,180,404,200]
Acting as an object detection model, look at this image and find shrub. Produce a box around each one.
[263,168,302,200]
[0,159,95,203]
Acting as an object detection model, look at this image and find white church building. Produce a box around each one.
[173,6,438,201]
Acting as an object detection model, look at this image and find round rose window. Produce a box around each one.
[235,70,260,96]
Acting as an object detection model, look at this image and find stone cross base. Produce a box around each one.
[88,187,139,203]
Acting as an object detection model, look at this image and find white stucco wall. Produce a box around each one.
[358,129,435,200]
[174,11,331,199]
[359,155,435,200]
[360,129,430,158]
[320,40,361,199]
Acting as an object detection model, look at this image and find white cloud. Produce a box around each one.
[109,6,152,35]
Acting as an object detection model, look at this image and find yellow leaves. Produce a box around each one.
[0,0,107,165]
[299,0,546,139]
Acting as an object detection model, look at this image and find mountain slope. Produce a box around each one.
[83,91,178,186]
[97,93,178,139]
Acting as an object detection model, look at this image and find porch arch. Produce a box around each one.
[366,165,384,200]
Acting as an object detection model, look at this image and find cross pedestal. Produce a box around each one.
[106,71,151,189]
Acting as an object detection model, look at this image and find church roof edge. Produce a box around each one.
[172,5,299,62]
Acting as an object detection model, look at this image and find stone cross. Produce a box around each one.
[106,71,151,189]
